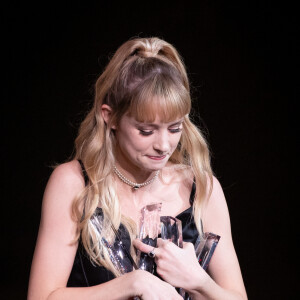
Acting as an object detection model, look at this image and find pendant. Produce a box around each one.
[133,186,140,190]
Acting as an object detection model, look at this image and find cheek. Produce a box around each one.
[171,133,182,148]
[127,138,148,152]
[118,131,150,153]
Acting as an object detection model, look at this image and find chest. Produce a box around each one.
[118,180,192,226]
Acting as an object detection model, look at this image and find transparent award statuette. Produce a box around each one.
[160,216,186,297]
[101,237,135,274]
[194,232,220,270]
[160,216,183,248]
[137,202,162,273]
[90,213,137,276]
[180,232,220,299]
[91,211,141,299]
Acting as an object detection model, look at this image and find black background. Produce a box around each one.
[3,1,297,299]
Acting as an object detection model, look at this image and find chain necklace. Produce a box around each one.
[113,165,160,190]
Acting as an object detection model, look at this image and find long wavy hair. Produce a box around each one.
[72,37,213,276]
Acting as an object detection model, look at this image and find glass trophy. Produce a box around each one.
[180,232,221,299]
[160,216,183,248]
[90,213,137,276]
[194,232,220,270]
[137,203,162,273]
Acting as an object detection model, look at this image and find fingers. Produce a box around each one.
[133,239,155,253]
[132,270,182,300]
[133,239,161,259]
[156,238,169,247]
[134,238,174,250]
[182,241,194,250]
[133,238,171,258]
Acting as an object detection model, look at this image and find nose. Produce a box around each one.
[153,131,170,154]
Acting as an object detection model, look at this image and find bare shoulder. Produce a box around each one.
[202,176,231,235]
[41,160,85,216]
[37,160,84,248]
[210,176,226,202]
[48,160,84,188]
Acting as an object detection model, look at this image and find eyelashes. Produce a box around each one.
[139,128,182,136]
[169,128,182,133]
[139,130,153,136]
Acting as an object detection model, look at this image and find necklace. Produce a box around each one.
[113,165,160,190]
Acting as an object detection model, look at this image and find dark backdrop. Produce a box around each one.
[3,1,297,299]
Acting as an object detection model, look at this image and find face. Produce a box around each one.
[114,114,183,173]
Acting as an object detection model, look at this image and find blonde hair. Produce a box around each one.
[72,37,213,276]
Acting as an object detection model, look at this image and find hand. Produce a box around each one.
[133,238,207,291]
[130,269,182,300]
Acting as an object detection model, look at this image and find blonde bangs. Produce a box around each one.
[127,74,191,123]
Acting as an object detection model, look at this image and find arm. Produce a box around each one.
[191,176,247,300]
[134,176,247,300]
[28,161,182,300]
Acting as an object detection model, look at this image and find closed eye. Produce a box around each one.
[139,129,153,136]
[169,127,182,133]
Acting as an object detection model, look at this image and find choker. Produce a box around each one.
[113,165,160,190]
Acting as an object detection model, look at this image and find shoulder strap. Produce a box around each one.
[189,180,204,233]
[78,160,89,186]
[189,180,196,206]
[78,159,88,221]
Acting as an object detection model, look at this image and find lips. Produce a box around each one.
[147,155,167,161]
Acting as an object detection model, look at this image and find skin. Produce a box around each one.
[28,104,247,299]
[133,176,248,299]
[27,161,181,300]
[105,105,184,183]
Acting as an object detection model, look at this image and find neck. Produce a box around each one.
[115,164,155,182]
[113,164,160,191]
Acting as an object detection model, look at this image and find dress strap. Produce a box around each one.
[189,180,196,206]
[189,180,204,233]
[78,160,89,186]
[78,159,89,222]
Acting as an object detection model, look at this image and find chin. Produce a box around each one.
[143,161,168,172]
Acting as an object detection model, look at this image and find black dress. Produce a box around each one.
[67,162,199,287]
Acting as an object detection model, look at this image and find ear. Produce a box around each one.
[101,104,116,129]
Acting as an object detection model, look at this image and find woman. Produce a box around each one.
[28,37,247,299]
